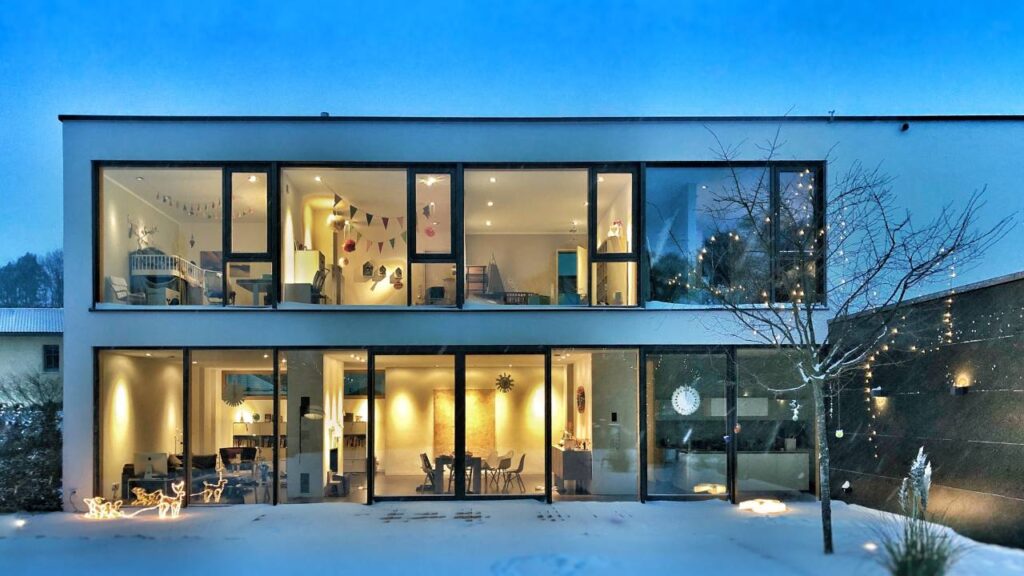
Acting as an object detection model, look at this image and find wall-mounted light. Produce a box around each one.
[870,386,889,397]
[951,373,971,396]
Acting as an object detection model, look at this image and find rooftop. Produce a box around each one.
[57,114,1024,123]
[0,308,63,335]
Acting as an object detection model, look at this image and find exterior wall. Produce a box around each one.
[62,117,1024,506]
[0,335,61,379]
[828,276,1024,547]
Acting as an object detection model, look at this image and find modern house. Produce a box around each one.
[0,308,63,382]
[59,115,1024,511]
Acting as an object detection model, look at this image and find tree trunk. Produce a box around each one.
[811,376,835,554]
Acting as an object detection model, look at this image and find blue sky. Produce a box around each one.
[1,0,1022,264]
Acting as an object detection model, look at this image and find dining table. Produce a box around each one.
[433,454,482,495]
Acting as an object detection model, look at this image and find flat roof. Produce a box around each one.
[57,114,1024,123]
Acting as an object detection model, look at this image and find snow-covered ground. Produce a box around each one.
[1,499,1022,575]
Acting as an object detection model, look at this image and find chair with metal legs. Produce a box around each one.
[503,454,526,493]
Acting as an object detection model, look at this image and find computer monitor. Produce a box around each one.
[134,452,168,477]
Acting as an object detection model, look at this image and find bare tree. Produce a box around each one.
[0,371,62,407]
[684,127,1013,554]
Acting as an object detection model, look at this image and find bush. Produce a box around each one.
[0,403,63,512]
[876,447,967,576]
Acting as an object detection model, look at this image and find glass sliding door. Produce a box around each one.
[189,349,274,505]
[646,350,730,497]
[279,349,370,504]
[373,353,456,497]
[552,349,639,500]
[464,354,546,497]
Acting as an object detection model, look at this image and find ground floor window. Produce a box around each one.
[94,346,815,505]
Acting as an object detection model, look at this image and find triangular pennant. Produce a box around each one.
[355,231,362,243]
[334,194,342,207]
[400,231,408,244]
[377,242,384,254]
[366,213,374,226]
[365,240,372,252]
[389,238,396,249]
[382,217,390,230]
[350,205,358,218]
[397,216,405,229]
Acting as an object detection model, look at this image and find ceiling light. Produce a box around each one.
[192,360,198,365]
[314,175,322,183]
[598,176,605,183]
[263,353,269,359]
[135,176,144,181]
[145,353,152,357]
[487,201,494,207]
[489,177,497,183]
[584,201,589,206]
[485,220,492,227]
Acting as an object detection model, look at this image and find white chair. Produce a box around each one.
[106,276,145,304]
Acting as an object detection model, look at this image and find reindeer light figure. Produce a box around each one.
[157,481,185,519]
[130,487,164,507]
[83,497,124,520]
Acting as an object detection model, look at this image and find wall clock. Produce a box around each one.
[576,386,586,413]
[671,385,701,416]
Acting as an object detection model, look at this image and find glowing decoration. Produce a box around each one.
[693,483,727,495]
[738,498,787,515]
[130,487,163,507]
[200,468,228,504]
[789,399,801,421]
[952,372,971,396]
[83,497,124,519]
[671,384,701,416]
[157,482,186,519]
[13,518,27,528]
[834,428,845,439]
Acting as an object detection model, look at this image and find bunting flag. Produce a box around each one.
[389,238,396,249]
[377,242,384,254]
[397,216,405,229]
[355,231,363,243]
[366,213,374,226]
[401,231,408,244]
[350,205,358,218]
[334,194,342,207]
[365,239,373,252]
[382,217,390,230]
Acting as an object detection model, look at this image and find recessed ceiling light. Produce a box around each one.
[598,176,605,183]
[584,201,589,206]
[263,353,269,359]
[248,175,258,183]
[192,360,198,365]
[489,177,497,183]
[314,175,322,183]
[487,201,494,207]
[485,220,492,227]
[145,352,152,357]
[135,176,144,181]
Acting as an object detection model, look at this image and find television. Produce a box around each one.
[134,452,168,477]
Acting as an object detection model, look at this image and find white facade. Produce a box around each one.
[61,116,1024,506]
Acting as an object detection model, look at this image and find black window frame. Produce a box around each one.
[408,166,460,307]
[589,164,641,307]
[42,344,60,372]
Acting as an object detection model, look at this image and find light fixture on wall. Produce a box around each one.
[951,373,971,396]
[300,396,324,420]
[869,386,889,398]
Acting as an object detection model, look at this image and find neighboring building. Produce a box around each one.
[59,115,1024,511]
[829,272,1024,547]
[0,308,63,381]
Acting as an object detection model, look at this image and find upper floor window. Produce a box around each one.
[98,166,272,307]
[42,344,60,372]
[643,165,822,307]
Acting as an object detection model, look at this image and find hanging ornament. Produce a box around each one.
[382,217,390,230]
[338,257,349,267]
[835,429,845,439]
[789,400,801,422]
[425,226,436,237]
[189,233,196,248]
[495,373,515,393]
[343,239,356,253]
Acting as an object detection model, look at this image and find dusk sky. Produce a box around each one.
[1,1,1022,265]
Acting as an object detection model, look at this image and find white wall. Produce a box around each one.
[63,117,1024,505]
[466,233,585,298]
[0,335,61,378]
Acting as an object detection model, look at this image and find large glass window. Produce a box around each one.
[189,349,274,505]
[373,354,455,497]
[98,350,184,506]
[280,168,408,306]
[552,349,639,500]
[646,351,730,497]
[776,167,823,303]
[464,169,589,306]
[464,354,546,496]
[278,349,369,503]
[645,167,772,306]
[735,349,815,496]
[99,167,223,306]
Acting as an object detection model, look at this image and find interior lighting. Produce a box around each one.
[738,499,787,514]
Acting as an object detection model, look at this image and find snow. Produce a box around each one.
[1,499,1022,575]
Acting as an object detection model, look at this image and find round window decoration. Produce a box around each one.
[671,385,701,416]
[576,386,586,413]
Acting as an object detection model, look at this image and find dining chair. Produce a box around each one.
[480,450,499,492]
[419,453,435,491]
[503,454,527,493]
[495,452,513,492]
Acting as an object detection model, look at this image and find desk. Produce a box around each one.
[236,278,273,306]
[434,455,482,495]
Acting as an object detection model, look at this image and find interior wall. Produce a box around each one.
[596,179,632,253]
[466,365,546,474]
[382,367,453,476]
[466,233,585,298]
[98,353,182,497]
[101,179,181,289]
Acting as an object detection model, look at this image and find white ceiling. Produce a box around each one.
[465,169,588,234]
[104,167,267,223]
[285,168,410,214]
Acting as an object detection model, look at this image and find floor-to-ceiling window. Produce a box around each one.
[552,349,639,500]
[373,353,456,497]
[97,349,184,505]
[189,349,274,505]
[646,350,730,498]
[464,354,546,496]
